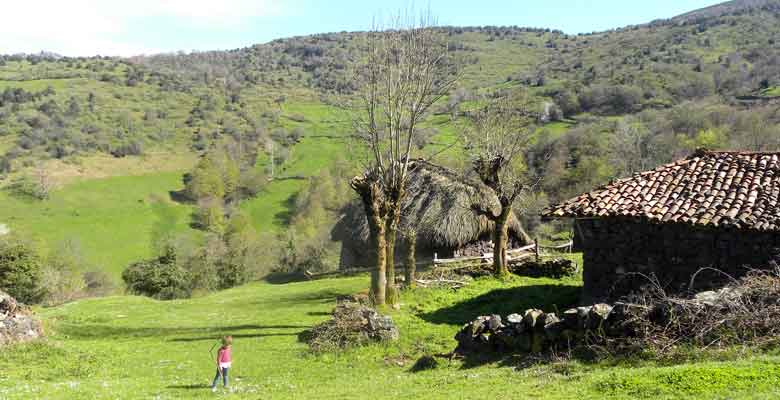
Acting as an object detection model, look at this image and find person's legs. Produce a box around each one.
[211,368,221,389]
[222,367,229,387]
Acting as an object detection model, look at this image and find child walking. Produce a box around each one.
[211,336,233,392]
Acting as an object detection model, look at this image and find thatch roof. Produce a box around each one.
[544,150,780,232]
[332,160,530,248]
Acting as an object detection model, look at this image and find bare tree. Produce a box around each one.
[464,96,535,277]
[611,117,653,176]
[351,12,460,306]
[34,164,55,200]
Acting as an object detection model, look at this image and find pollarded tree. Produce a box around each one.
[351,13,460,306]
[464,96,535,278]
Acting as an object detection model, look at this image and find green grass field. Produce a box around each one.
[0,93,353,275]
[0,172,196,279]
[3,274,780,399]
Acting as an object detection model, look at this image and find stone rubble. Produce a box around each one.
[0,290,43,346]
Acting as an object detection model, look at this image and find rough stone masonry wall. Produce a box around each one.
[453,286,746,356]
[455,303,629,355]
[577,217,780,301]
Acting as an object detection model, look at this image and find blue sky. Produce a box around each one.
[1,0,722,57]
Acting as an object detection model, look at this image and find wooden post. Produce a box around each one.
[534,238,540,262]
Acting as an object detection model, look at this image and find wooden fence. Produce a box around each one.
[433,239,574,266]
[305,239,574,279]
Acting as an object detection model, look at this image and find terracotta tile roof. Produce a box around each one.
[544,150,780,232]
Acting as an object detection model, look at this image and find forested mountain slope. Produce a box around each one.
[0,0,779,277]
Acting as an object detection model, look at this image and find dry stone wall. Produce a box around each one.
[454,303,622,354]
[576,217,780,301]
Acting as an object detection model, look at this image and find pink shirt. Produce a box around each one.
[218,347,232,364]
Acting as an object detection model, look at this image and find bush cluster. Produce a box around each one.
[0,238,43,304]
[0,236,113,305]
[122,247,191,300]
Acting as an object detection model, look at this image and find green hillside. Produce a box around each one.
[5,274,780,399]
[1,1,780,278]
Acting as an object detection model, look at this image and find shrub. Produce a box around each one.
[122,247,191,300]
[39,240,93,305]
[40,260,86,306]
[0,238,43,304]
[238,169,268,197]
[192,200,226,233]
[83,270,115,297]
[579,85,643,115]
[185,156,225,201]
[216,259,251,290]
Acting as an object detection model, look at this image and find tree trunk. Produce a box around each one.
[492,208,512,278]
[384,210,400,306]
[404,231,417,289]
[369,214,387,306]
[351,174,387,306]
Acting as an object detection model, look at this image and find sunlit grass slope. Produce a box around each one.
[2,275,780,399]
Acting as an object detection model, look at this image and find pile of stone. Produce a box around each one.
[0,290,43,346]
[454,303,633,354]
[305,297,398,352]
[336,302,400,343]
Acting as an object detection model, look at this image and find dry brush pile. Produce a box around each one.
[303,295,399,353]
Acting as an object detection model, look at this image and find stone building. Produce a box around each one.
[544,150,780,301]
[333,160,531,269]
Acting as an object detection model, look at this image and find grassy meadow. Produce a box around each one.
[0,172,194,278]
[3,274,780,399]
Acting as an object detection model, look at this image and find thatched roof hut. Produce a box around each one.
[332,160,531,269]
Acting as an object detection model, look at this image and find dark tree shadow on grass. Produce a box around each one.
[56,323,311,340]
[420,284,582,326]
[167,384,211,390]
[264,271,307,284]
[170,332,299,342]
[168,189,193,204]
[306,311,330,316]
[260,289,351,306]
[273,192,298,227]
[454,342,615,371]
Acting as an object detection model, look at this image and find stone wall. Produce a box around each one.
[577,217,780,301]
[454,303,621,355]
[453,286,745,356]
